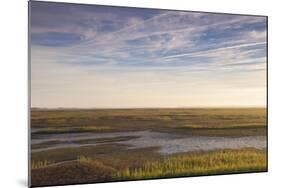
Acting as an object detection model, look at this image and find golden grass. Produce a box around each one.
[31,149,267,186]
[31,160,52,169]
[114,149,267,179]
[77,155,103,166]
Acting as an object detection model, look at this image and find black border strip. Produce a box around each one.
[28,1,31,187]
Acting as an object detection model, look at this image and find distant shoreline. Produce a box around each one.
[31,106,267,111]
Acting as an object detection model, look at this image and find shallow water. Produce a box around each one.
[117,131,266,154]
[31,130,266,154]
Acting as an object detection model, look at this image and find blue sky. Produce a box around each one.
[31,1,267,108]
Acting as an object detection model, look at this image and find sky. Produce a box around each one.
[30,1,267,108]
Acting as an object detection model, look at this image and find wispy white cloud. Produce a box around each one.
[161,42,266,59]
[30,2,267,108]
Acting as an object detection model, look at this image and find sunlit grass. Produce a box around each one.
[77,155,102,165]
[114,149,267,179]
[31,160,52,169]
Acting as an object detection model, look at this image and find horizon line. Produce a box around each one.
[31,106,267,110]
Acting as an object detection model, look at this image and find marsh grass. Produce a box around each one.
[30,108,267,186]
[182,124,265,129]
[31,108,267,137]
[31,148,266,186]
[35,126,110,134]
[31,160,52,169]
[31,108,266,130]
[114,149,267,179]
[77,155,101,165]
[77,155,116,172]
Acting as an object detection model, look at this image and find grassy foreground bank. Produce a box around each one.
[31,148,266,186]
[113,148,267,180]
